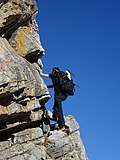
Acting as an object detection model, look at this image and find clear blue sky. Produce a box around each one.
[36,1,120,159]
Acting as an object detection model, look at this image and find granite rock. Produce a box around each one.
[0,0,37,38]
[0,0,88,160]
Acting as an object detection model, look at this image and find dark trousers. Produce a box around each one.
[52,92,67,128]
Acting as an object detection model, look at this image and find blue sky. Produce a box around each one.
[36,1,120,159]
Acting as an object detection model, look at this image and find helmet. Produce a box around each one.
[52,67,60,72]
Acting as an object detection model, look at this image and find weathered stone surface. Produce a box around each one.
[0,37,50,139]
[0,116,88,160]
[0,0,37,38]
[65,115,80,132]
[46,116,88,160]
[0,38,49,102]
[30,110,43,121]
[9,21,45,58]
[0,139,52,160]
[13,127,43,143]
[0,0,88,160]
[0,0,8,5]
[0,98,40,118]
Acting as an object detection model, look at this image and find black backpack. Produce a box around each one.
[57,70,75,96]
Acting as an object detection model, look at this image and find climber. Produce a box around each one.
[40,67,69,132]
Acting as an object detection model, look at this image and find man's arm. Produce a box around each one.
[40,71,54,88]
[40,71,50,78]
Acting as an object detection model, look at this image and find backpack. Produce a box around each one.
[57,70,75,96]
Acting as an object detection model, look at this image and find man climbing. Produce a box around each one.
[40,67,68,131]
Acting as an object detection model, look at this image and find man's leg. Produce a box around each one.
[53,94,65,129]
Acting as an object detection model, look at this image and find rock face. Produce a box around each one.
[0,116,88,160]
[0,1,88,160]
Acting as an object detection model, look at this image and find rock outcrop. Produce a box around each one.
[0,1,88,159]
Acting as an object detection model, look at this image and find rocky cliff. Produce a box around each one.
[0,1,88,160]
